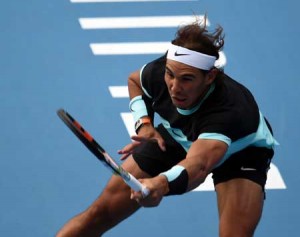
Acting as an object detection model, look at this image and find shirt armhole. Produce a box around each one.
[140,64,152,99]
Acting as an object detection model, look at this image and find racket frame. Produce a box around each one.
[57,109,149,197]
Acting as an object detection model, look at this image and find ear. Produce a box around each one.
[205,68,218,85]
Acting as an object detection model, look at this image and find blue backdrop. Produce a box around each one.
[1,0,298,236]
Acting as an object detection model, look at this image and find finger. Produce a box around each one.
[130,135,149,142]
[157,139,166,152]
[131,136,160,146]
[118,141,141,154]
[130,190,144,200]
[135,199,142,206]
[130,191,142,205]
[131,135,166,152]
[119,152,131,161]
[130,191,138,199]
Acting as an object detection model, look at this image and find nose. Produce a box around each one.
[170,79,181,94]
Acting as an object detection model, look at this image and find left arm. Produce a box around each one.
[178,138,228,192]
[131,139,228,207]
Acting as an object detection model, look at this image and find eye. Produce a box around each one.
[165,68,174,79]
[181,76,194,82]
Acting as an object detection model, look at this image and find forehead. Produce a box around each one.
[166,59,203,76]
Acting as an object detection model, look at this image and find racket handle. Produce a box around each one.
[125,173,150,197]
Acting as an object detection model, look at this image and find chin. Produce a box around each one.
[173,102,189,109]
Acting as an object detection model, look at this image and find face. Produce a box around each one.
[164,59,216,109]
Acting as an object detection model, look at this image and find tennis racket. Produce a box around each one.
[57,109,149,197]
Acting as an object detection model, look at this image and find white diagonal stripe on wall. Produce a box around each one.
[109,86,129,98]
[79,15,206,29]
[71,0,197,3]
[90,42,170,55]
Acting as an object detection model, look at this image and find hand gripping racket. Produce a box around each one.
[57,109,149,197]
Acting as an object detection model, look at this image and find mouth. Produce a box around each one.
[171,96,187,107]
[172,96,186,101]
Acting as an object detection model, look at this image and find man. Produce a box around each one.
[56,17,278,237]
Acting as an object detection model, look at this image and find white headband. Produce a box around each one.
[167,44,216,70]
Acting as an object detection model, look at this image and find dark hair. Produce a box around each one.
[171,15,224,60]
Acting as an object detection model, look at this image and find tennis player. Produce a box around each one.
[56,16,278,237]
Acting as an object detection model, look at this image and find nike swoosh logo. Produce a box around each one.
[174,51,189,56]
[241,167,257,171]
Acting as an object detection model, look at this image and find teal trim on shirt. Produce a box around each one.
[161,111,279,168]
[140,64,152,99]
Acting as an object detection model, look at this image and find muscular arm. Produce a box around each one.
[128,70,142,100]
[120,70,166,156]
[178,139,228,192]
[131,138,228,207]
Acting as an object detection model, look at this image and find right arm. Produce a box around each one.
[118,70,166,159]
[128,70,143,100]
